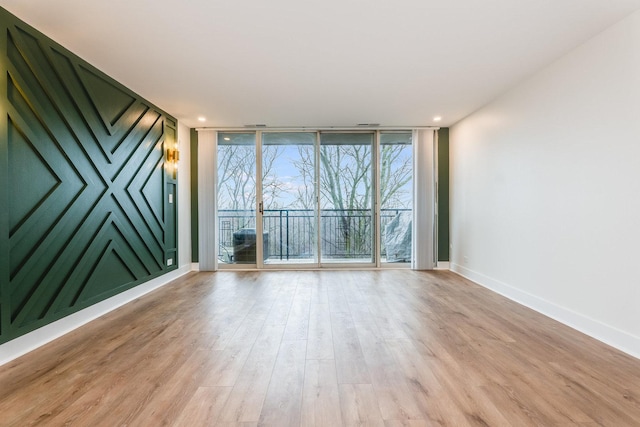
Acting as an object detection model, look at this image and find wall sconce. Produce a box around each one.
[166,144,179,179]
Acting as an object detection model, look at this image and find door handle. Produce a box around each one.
[259,201,263,214]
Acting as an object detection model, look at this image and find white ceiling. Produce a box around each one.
[2,0,640,128]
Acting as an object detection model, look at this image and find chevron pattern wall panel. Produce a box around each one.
[0,8,178,344]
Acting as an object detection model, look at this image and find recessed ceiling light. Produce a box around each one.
[197,116,206,122]
[433,116,442,122]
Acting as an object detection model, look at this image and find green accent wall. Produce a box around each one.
[0,7,178,345]
[437,128,450,262]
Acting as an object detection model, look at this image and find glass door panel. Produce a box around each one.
[319,133,374,264]
[380,132,413,264]
[217,132,257,265]
[261,132,317,266]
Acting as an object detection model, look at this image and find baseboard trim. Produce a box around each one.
[450,263,640,360]
[0,265,193,366]
[435,261,450,270]
[191,262,200,271]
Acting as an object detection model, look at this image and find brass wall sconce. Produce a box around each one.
[166,144,179,178]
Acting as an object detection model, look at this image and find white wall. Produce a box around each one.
[450,11,640,358]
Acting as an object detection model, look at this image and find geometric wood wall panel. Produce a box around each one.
[0,8,178,344]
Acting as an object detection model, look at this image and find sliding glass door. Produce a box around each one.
[216,132,257,265]
[319,133,375,264]
[379,132,413,264]
[261,132,317,266]
[215,130,412,268]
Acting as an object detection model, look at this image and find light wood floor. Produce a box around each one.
[1,270,640,426]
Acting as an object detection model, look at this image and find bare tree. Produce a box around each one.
[217,144,285,210]
[291,140,412,257]
[291,147,316,210]
[217,144,255,211]
[318,143,372,255]
[262,145,288,210]
[380,143,412,209]
[293,143,411,210]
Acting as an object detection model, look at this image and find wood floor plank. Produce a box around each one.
[2,270,640,426]
[172,386,232,427]
[264,285,297,326]
[201,347,252,388]
[306,303,334,360]
[339,383,385,427]
[258,340,307,426]
[131,349,225,426]
[283,284,312,341]
[326,273,350,314]
[309,277,329,305]
[300,359,343,427]
[330,311,372,384]
[41,318,196,426]
[202,312,268,387]
[355,319,423,422]
[383,420,432,427]
[218,323,285,423]
[385,339,469,426]
[215,423,258,427]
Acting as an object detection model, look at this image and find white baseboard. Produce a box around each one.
[435,261,450,270]
[191,262,200,271]
[450,263,640,360]
[0,265,193,366]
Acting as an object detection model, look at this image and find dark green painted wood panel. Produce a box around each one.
[1,10,9,341]
[0,7,178,344]
[438,128,450,262]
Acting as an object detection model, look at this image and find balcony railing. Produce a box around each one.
[218,208,411,263]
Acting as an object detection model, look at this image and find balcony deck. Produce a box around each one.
[218,208,412,265]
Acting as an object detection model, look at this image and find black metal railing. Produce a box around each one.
[218,208,410,262]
